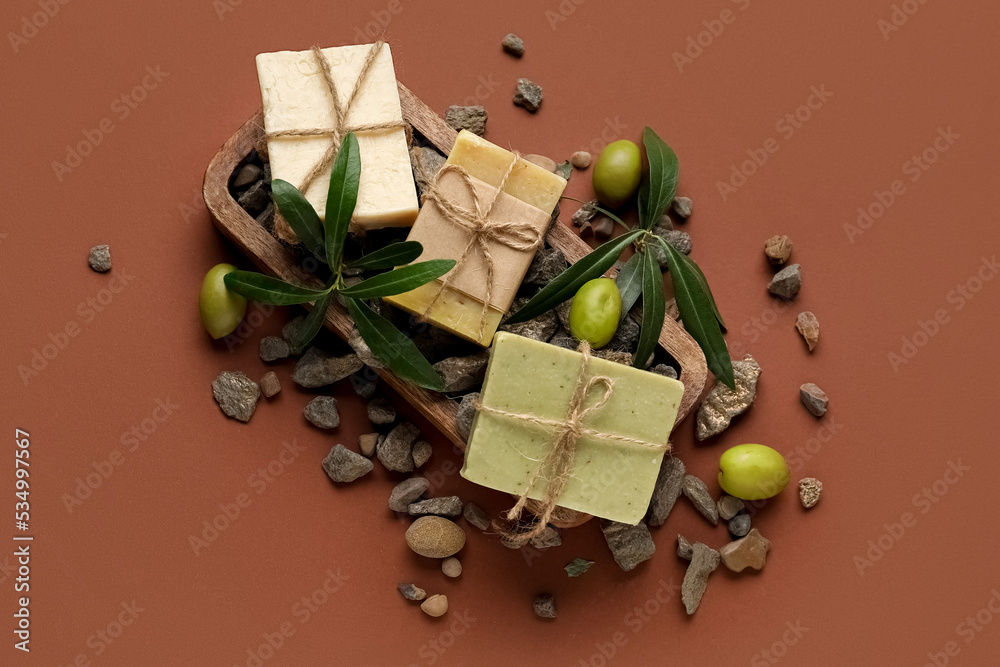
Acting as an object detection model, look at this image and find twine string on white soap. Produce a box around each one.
[475,342,669,547]
[265,40,408,199]
[419,155,544,341]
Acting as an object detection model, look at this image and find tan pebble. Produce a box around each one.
[717,494,745,521]
[259,371,281,398]
[441,557,462,578]
[523,153,557,173]
[421,594,448,617]
[799,383,829,417]
[799,477,823,509]
[358,432,379,458]
[412,441,432,468]
[719,528,772,572]
[570,151,592,169]
[795,311,820,352]
[764,234,793,265]
[405,516,466,558]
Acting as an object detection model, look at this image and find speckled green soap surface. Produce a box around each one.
[461,333,684,524]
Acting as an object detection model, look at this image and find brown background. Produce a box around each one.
[3,0,999,665]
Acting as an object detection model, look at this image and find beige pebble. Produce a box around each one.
[259,371,281,398]
[523,153,557,173]
[795,311,820,352]
[799,477,823,509]
[570,151,592,169]
[420,594,449,617]
[719,528,772,572]
[441,557,462,578]
[764,235,793,265]
[412,441,432,468]
[358,432,379,458]
[405,516,466,558]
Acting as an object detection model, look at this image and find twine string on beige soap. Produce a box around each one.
[265,41,407,234]
[419,156,544,341]
[476,342,670,546]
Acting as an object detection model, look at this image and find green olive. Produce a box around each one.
[199,263,247,339]
[569,278,622,349]
[717,444,790,500]
[592,140,642,208]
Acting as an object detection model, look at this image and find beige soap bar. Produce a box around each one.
[385,131,566,345]
[256,43,418,229]
[461,333,684,524]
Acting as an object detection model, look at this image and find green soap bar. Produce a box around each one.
[461,332,684,524]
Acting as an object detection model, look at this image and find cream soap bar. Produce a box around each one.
[385,131,566,346]
[256,43,418,229]
[461,333,684,524]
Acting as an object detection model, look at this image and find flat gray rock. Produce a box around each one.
[322,444,373,483]
[601,519,655,572]
[768,263,802,300]
[410,146,446,196]
[304,396,339,429]
[799,382,829,417]
[348,327,384,369]
[293,347,364,388]
[647,456,686,526]
[445,105,487,136]
[696,355,761,441]
[650,364,678,380]
[378,421,420,473]
[88,244,111,272]
[389,477,429,512]
[463,502,490,531]
[606,316,640,352]
[259,336,290,363]
[408,496,463,517]
[502,32,525,57]
[212,371,260,423]
[682,543,720,615]
[513,78,543,112]
[455,392,479,441]
[434,350,490,393]
[412,441,432,468]
[524,247,568,285]
[682,475,719,525]
[499,297,558,342]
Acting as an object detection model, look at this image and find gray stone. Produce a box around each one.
[672,196,693,220]
[696,355,762,441]
[729,513,751,537]
[233,162,263,189]
[547,330,576,350]
[500,298,558,342]
[397,583,426,601]
[322,444,373,483]
[571,200,598,227]
[410,146,446,195]
[682,475,719,525]
[259,371,281,398]
[717,495,745,521]
[650,364,678,380]
[677,534,694,561]
[389,477,430,512]
[606,316,640,352]
[600,519,655,572]
[501,32,525,57]
[767,263,802,300]
[87,244,111,272]
[524,247,568,285]
[433,350,490,393]
[533,594,557,619]
[237,179,270,216]
[455,392,479,441]
[682,543,720,615]
[212,371,260,423]
[651,228,692,267]
[463,502,490,531]
[513,78,543,112]
[378,421,420,473]
[800,383,829,417]
[412,441,432,468]
[555,300,573,330]
[647,456,686,527]
[530,526,562,550]
[348,327,384,369]
[259,336,290,363]
[445,105,488,137]
[408,496,463,517]
[367,397,396,425]
[292,348,364,388]
[592,216,614,239]
[303,396,339,429]
[282,316,309,356]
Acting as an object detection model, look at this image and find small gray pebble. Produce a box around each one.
[501,32,525,57]
[367,397,396,425]
[800,382,829,417]
[717,495,745,521]
[238,179,270,216]
[232,162,263,189]
[408,496,463,517]
[377,421,420,473]
[212,371,260,423]
[412,441,432,468]
[672,196,693,219]
[389,477,430,512]
[601,519,655,572]
[768,263,802,300]
[88,244,112,272]
[303,396,339,429]
[463,502,490,531]
[445,105,488,137]
[533,594,557,619]
[682,475,720,526]
[434,351,490,393]
[729,514,751,538]
[677,534,694,561]
[259,336,290,363]
[650,364,679,380]
[513,78,543,113]
[293,347,364,388]
[322,444,373,483]
[397,583,426,601]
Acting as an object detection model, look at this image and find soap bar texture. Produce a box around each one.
[385,131,566,345]
[461,333,684,524]
[255,43,418,230]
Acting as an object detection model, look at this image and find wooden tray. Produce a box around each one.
[203,83,709,523]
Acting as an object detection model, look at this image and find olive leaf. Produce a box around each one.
[271,179,326,260]
[615,251,644,319]
[347,298,445,391]
[223,271,331,306]
[293,290,335,350]
[346,241,424,270]
[506,229,644,324]
[324,132,361,269]
[633,247,666,368]
[637,127,679,231]
[656,237,734,388]
[338,260,456,299]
